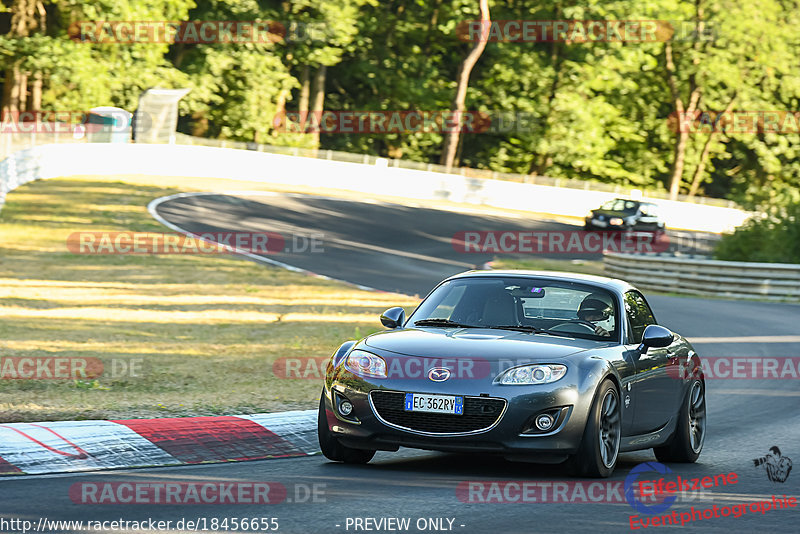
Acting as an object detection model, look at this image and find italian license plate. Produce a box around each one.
[404,393,463,415]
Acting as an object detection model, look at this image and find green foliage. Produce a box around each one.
[1,0,799,203]
[715,203,800,263]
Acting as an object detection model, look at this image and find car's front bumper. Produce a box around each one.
[585,217,627,230]
[322,374,595,461]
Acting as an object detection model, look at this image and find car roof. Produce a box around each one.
[607,198,657,207]
[445,269,636,296]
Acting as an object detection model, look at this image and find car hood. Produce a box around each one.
[363,327,611,360]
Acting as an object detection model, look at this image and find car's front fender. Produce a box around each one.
[566,353,632,433]
[324,340,358,392]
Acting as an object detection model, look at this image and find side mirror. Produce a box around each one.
[637,325,674,353]
[380,307,406,329]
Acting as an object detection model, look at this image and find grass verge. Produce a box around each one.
[0,176,418,422]
[491,257,606,277]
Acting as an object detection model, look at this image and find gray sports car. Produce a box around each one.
[318,270,706,477]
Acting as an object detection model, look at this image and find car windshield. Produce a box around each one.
[639,203,659,216]
[409,277,618,341]
[600,199,639,213]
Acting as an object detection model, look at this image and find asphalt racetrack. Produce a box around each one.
[4,192,799,533]
[149,192,716,296]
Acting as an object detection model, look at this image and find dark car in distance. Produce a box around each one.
[584,198,665,232]
[318,271,706,477]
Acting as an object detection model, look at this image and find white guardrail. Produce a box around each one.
[0,142,750,233]
[604,253,800,301]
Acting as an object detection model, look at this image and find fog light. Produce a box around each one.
[535,413,554,431]
[339,400,353,416]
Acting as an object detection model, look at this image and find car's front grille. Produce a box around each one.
[369,391,506,435]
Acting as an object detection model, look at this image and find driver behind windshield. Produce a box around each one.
[577,294,615,337]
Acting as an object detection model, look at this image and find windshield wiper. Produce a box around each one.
[487,324,542,333]
[413,318,479,328]
[487,325,574,338]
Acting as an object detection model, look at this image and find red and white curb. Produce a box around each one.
[0,410,317,475]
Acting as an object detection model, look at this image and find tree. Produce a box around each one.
[1,0,47,115]
[1,0,194,117]
[658,0,800,200]
[439,0,489,169]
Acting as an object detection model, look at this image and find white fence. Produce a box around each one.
[174,134,739,207]
[604,252,800,301]
[0,142,749,233]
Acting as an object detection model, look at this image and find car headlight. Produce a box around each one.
[344,350,387,378]
[496,364,567,385]
[609,217,624,225]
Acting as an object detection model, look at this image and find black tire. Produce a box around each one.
[654,379,705,463]
[317,390,376,464]
[565,379,621,478]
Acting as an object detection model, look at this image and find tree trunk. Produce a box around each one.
[2,65,27,115]
[2,0,44,115]
[667,97,699,201]
[17,71,28,112]
[687,92,737,199]
[686,132,713,200]
[298,65,310,114]
[454,128,465,167]
[310,65,327,146]
[440,0,490,170]
[172,42,187,68]
[423,0,442,56]
[668,127,688,199]
[272,88,288,138]
[664,41,701,200]
[529,25,563,176]
[190,111,208,137]
[28,1,45,113]
[2,66,20,116]
[664,1,708,200]
[29,71,42,111]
